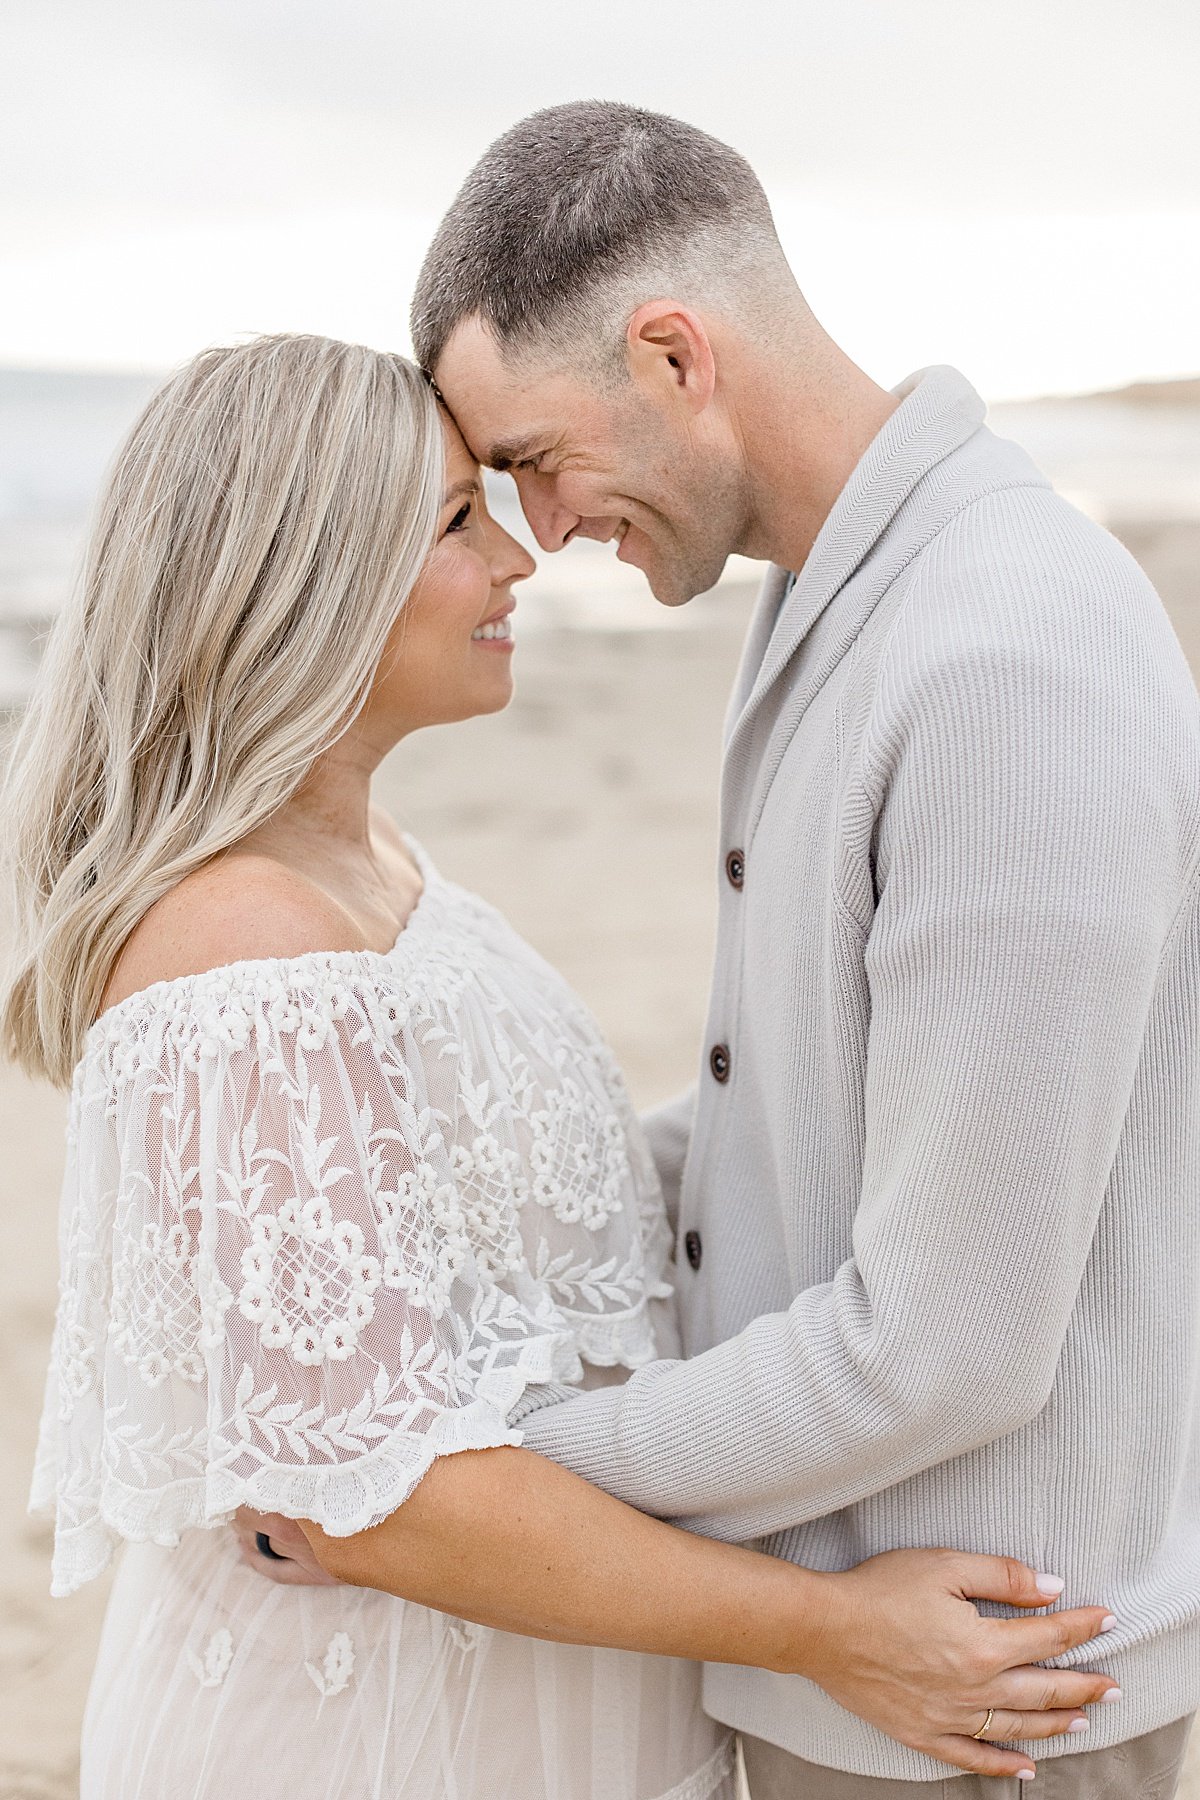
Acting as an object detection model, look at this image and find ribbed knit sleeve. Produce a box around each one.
[521,493,1200,1540]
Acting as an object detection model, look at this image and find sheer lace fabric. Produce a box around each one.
[34,844,734,1799]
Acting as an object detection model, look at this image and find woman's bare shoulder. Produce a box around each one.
[100,854,369,1014]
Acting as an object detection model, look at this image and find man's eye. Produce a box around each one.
[445,502,472,534]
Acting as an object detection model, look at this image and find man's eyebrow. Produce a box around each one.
[484,435,546,473]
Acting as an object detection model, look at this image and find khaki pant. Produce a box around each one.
[741,1713,1195,1799]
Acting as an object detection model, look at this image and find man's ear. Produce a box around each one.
[625,301,717,412]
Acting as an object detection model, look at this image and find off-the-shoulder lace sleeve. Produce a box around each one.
[34,959,583,1596]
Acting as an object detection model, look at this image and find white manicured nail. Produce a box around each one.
[1035,1573,1065,1597]
[1099,1687,1123,1703]
[1100,1615,1118,1632]
[1016,1770,1036,1782]
[1068,1718,1089,1733]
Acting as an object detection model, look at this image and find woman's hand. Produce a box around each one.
[232,1507,339,1586]
[230,1482,1120,1787]
[802,1549,1119,1781]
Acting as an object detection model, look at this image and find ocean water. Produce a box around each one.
[2,366,1199,705]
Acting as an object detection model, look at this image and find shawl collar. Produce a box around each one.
[723,366,989,766]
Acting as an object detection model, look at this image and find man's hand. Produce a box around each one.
[232,1507,341,1586]
[806,1549,1119,1781]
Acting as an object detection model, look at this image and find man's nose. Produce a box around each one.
[516,477,579,553]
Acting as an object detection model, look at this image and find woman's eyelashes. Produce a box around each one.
[445,501,472,535]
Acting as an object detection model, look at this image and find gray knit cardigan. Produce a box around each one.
[521,366,1200,1779]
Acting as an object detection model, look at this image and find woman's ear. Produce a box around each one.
[624,301,717,413]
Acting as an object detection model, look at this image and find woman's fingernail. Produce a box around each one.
[1035,1573,1065,1597]
[1016,1770,1036,1782]
[1099,1687,1124,1703]
[1068,1718,1090,1733]
[1100,1615,1118,1632]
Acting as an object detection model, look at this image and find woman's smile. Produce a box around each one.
[471,601,515,646]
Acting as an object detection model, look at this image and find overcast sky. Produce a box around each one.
[3,0,1198,397]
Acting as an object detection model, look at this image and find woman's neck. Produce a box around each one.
[267,725,385,852]
[236,738,418,939]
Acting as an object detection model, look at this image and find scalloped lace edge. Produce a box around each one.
[39,1406,518,1599]
[36,1333,585,1598]
[566,1291,673,1367]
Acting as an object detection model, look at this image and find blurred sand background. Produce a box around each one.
[2,384,1199,1796]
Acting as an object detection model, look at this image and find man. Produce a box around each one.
[407,102,1200,1795]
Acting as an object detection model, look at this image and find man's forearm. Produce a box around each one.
[516,1283,1028,1542]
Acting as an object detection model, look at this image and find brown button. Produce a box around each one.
[684,1229,703,1271]
[725,849,745,890]
[709,1043,731,1083]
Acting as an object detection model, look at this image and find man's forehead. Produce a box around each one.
[437,395,559,476]
[433,316,518,413]
[441,403,551,474]
[433,318,571,467]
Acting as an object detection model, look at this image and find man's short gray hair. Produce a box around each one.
[411,101,788,378]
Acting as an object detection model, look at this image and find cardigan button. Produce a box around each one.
[684,1229,703,1271]
[725,848,745,890]
[709,1043,731,1084]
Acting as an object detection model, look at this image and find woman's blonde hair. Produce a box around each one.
[2,333,444,1086]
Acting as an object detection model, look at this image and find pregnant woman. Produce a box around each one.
[5,335,1116,1798]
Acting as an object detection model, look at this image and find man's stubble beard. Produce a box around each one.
[610,395,752,608]
[651,463,753,608]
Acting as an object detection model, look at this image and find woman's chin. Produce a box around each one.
[477,678,516,717]
[446,674,517,725]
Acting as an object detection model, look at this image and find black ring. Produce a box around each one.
[255,1530,287,1562]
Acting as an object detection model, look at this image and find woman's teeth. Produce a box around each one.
[471,618,513,642]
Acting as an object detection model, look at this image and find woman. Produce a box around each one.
[5,335,1115,1799]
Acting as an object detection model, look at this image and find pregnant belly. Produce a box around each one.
[81,1502,729,1800]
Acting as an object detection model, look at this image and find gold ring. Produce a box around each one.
[972,1709,995,1741]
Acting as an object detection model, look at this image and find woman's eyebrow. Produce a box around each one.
[441,477,480,504]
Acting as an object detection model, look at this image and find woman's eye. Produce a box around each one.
[445,502,472,534]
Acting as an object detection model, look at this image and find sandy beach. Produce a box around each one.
[2,503,1199,1794]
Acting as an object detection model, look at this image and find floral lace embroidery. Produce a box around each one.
[305,1631,355,1697]
[188,1628,234,1688]
[33,849,674,1598]
[112,1217,206,1387]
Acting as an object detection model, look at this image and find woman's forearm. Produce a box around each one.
[301,1444,823,1670]
[291,1444,1119,1781]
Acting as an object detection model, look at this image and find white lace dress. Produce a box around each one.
[31,842,735,1800]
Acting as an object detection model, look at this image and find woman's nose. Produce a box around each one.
[489,519,537,586]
